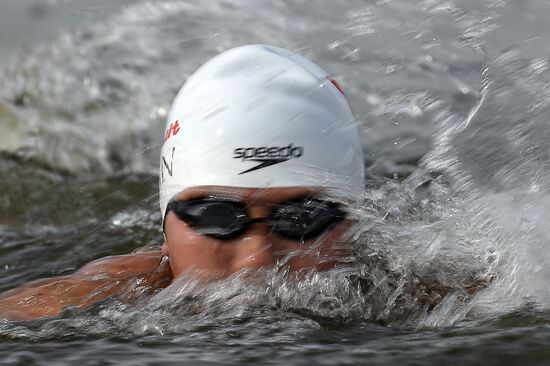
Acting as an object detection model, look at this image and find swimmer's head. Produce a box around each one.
[159,44,365,218]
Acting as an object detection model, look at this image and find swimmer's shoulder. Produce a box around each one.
[0,247,172,320]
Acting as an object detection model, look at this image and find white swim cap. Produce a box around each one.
[159,44,364,217]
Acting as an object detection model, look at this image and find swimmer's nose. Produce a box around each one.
[231,223,278,270]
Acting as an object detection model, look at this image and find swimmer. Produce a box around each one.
[0,45,364,320]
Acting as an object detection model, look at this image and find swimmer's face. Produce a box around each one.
[161,186,353,280]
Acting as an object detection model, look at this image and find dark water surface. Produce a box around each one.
[1,0,550,365]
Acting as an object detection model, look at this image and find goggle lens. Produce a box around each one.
[269,200,344,240]
[166,198,346,241]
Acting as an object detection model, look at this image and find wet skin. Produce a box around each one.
[162,186,353,280]
[0,186,352,320]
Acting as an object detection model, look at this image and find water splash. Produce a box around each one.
[424,42,550,312]
[1,0,550,344]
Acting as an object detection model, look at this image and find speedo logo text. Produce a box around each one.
[233,143,304,175]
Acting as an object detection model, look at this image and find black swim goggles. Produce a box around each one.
[165,197,347,241]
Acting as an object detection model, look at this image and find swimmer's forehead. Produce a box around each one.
[173,186,328,204]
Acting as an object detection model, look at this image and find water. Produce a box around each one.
[1,0,550,364]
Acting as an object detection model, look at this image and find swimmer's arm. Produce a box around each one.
[0,248,172,320]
